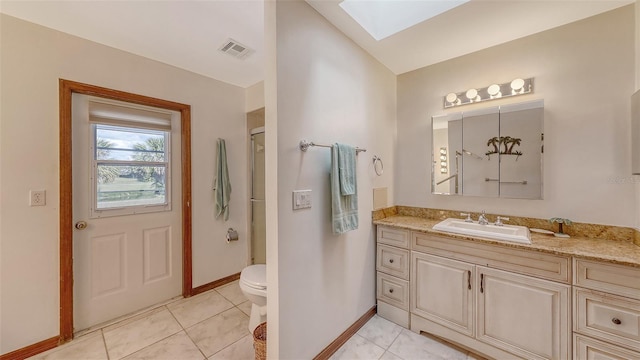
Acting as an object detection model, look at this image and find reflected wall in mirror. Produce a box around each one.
[432,99,543,199]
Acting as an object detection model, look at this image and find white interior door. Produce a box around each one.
[72,93,182,331]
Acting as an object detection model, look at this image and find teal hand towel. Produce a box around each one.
[331,144,358,234]
[214,138,231,221]
[337,143,356,195]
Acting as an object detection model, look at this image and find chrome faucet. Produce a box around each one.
[478,211,489,225]
[495,216,510,226]
[460,213,473,222]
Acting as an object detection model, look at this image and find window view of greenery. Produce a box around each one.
[95,124,169,210]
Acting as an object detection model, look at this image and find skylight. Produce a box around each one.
[339,0,470,41]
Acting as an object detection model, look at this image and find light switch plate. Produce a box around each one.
[293,190,312,210]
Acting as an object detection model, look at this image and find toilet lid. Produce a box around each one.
[241,264,266,289]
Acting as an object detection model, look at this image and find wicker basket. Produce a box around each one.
[253,322,267,360]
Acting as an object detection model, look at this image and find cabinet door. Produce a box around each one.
[412,252,474,336]
[477,266,570,360]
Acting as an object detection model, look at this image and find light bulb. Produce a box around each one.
[488,84,500,96]
[446,93,458,104]
[466,88,478,100]
[511,78,525,92]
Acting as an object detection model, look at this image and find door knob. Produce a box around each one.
[75,221,87,230]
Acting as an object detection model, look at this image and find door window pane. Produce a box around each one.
[92,124,170,215]
[96,126,166,161]
[96,165,166,209]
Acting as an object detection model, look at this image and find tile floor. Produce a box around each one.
[30,281,484,360]
[330,315,486,360]
[30,281,254,360]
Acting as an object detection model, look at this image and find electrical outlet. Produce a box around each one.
[30,190,46,206]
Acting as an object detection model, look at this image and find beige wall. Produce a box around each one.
[397,6,635,226]
[635,1,640,230]
[247,108,265,130]
[264,1,280,357]
[267,1,396,358]
[0,14,248,354]
[245,81,265,112]
[637,1,640,91]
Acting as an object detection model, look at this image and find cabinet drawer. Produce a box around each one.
[377,272,409,310]
[377,244,410,280]
[377,226,409,249]
[412,231,570,283]
[574,334,640,360]
[574,259,640,299]
[574,288,640,352]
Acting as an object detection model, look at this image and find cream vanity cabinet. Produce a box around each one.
[572,259,640,359]
[376,226,411,328]
[376,227,572,360]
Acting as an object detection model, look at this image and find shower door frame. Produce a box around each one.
[249,127,265,264]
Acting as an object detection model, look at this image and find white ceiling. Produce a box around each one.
[308,0,634,75]
[0,0,633,88]
[0,0,265,88]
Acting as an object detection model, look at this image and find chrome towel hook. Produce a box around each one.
[373,156,383,176]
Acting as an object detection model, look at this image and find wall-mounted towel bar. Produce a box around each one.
[299,139,366,154]
[485,178,528,185]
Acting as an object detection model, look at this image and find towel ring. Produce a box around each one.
[373,156,384,176]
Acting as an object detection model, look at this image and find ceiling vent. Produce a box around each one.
[218,38,254,60]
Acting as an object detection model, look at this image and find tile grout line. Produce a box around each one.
[173,285,250,359]
[203,299,254,358]
[208,331,253,359]
[48,285,247,360]
[110,305,184,360]
[386,326,403,351]
[166,303,209,360]
[100,329,112,360]
[207,284,253,358]
[88,295,183,337]
[377,327,406,360]
[172,300,236,331]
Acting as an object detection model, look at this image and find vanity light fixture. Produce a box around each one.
[439,147,448,174]
[444,77,534,108]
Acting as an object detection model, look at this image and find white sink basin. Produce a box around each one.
[433,218,531,244]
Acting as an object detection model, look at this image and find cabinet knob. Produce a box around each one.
[612,318,622,325]
[389,288,394,293]
[389,259,394,264]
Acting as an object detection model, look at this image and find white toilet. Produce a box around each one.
[239,264,267,332]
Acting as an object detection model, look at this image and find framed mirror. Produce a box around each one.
[431,99,543,199]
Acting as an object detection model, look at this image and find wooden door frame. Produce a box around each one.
[59,79,192,342]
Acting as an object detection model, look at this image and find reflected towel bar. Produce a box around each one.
[485,178,528,184]
[299,139,366,154]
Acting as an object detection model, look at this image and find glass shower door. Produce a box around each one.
[251,131,266,264]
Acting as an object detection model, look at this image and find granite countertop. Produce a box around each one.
[374,215,640,268]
